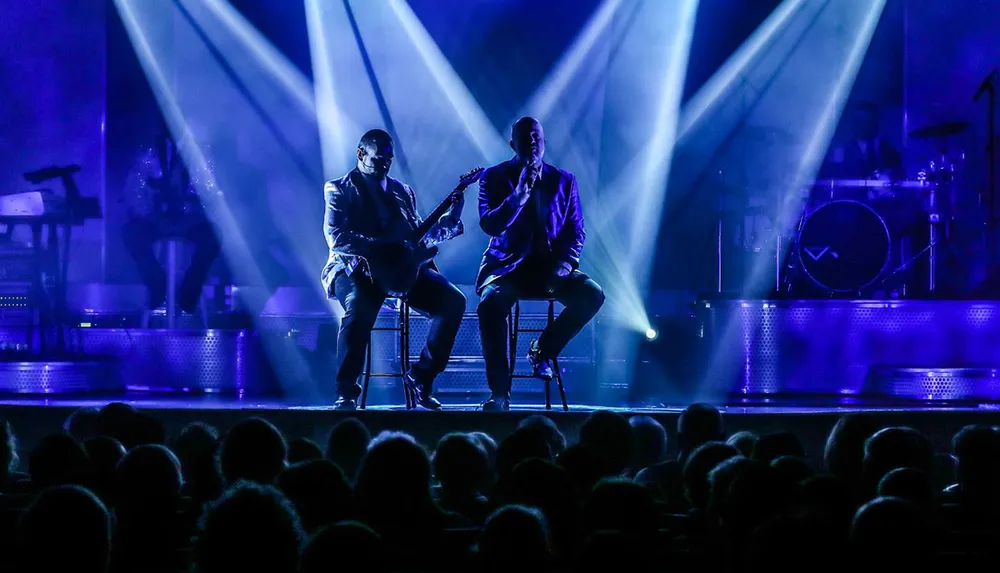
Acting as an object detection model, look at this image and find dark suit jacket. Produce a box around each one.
[322,168,462,297]
[475,158,585,294]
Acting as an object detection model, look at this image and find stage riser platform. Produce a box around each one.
[0,312,598,400]
[702,300,1000,399]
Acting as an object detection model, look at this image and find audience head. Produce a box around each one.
[677,403,724,458]
[469,431,498,472]
[115,444,183,507]
[171,422,223,503]
[0,419,17,483]
[558,444,606,496]
[726,458,786,529]
[629,415,667,472]
[94,402,139,448]
[752,431,804,463]
[491,459,577,554]
[496,425,552,477]
[287,437,323,464]
[301,522,386,573]
[951,424,1000,498]
[707,455,751,520]
[83,436,126,504]
[220,417,287,485]
[131,411,166,447]
[863,426,933,490]
[683,442,740,510]
[325,417,370,481]
[194,482,305,573]
[850,496,929,567]
[355,434,435,522]
[18,485,111,573]
[433,432,489,496]
[585,479,658,536]
[63,407,100,440]
[877,467,934,508]
[276,459,353,534]
[478,505,551,572]
[797,475,854,531]
[518,414,567,456]
[770,455,814,486]
[29,433,90,489]
[824,413,878,482]
[726,430,758,458]
[579,410,633,476]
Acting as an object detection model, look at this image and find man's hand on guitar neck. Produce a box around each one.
[440,188,466,226]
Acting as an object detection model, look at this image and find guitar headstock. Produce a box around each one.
[455,167,485,191]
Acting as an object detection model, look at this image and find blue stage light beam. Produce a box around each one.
[520,0,621,125]
[324,0,509,278]
[115,0,321,399]
[697,0,887,402]
[520,0,618,216]
[170,0,342,311]
[589,0,699,335]
[304,0,385,178]
[589,0,826,235]
[304,0,350,178]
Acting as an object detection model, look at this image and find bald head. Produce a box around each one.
[510,117,545,166]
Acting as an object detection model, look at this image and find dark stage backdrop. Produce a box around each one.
[15,0,967,295]
[0,0,106,282]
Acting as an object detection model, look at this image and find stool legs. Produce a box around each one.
[360,302,412,411]
[548,300,569,412]
[507,302,519,394]
[166,241,178,329]
[508,299,570,412]
[361,335,373,409]
[402,304,414,410]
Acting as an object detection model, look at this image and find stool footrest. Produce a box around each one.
[508,299,570,412]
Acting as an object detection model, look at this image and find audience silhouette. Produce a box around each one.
[0,401,990,572]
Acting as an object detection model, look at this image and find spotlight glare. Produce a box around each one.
[645,328,658,341]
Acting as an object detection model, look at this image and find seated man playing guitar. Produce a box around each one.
[322,128,480,411]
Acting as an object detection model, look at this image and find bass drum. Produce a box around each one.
[796,200,890,292]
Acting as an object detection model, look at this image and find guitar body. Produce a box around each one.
[368,245,437,298]
[365,167,483,298]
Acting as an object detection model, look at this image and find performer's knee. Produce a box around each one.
[584,281,607,312]
[443,287,467,319]
[477,291,509,320]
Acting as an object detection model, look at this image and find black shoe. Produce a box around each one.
[528,340,554,381]
[404,371,442,411]
[481,394,510,412]
[333,396,357,411]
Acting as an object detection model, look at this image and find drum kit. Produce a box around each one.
[726,119,976,297]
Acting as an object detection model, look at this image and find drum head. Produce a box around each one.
[797,200,890,292]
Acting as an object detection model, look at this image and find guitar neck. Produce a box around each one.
[411,187,461,242]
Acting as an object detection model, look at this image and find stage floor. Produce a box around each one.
[0,394,994,414]
[1,395,998,469]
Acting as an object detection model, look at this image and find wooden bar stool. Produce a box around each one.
[360,298,414,410]
[508,298,569,411]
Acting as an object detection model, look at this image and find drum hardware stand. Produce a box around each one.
[972,69,999,291]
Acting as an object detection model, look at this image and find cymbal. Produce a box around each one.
[909,121,970,139]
